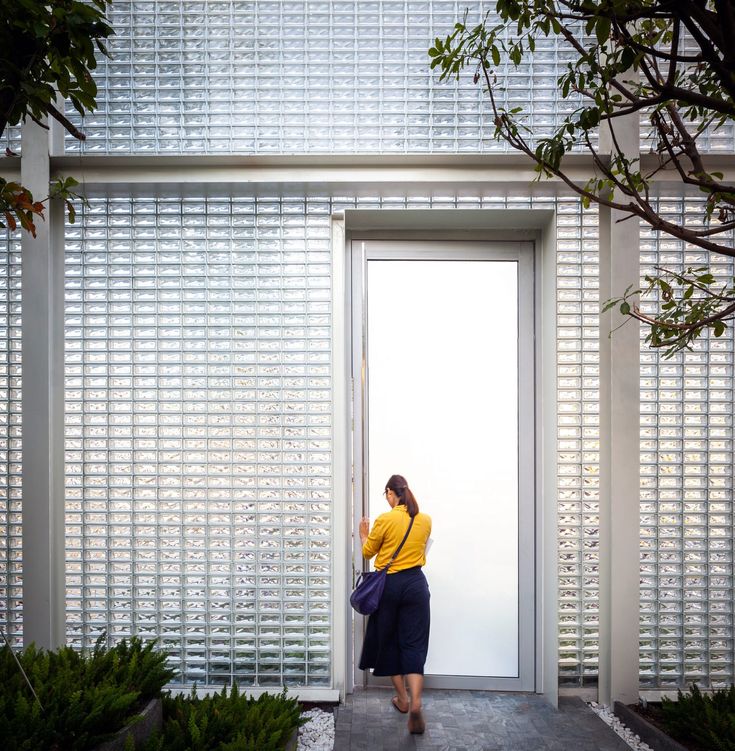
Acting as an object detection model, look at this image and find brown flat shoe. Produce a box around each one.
[408,708,425,734]
[391,696,409,714]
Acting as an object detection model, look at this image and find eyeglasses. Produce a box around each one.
[383,489,389,497]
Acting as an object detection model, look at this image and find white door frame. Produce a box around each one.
[330,209,559,705]
[350,238,536,691]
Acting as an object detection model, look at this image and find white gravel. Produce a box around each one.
[588,702,654,751]
[297,708,335,751]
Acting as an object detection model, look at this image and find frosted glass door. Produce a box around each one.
[354,241,535,690]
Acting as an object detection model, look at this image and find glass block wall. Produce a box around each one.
[0,232,22,647]
[1,1,730,697]
[64,196,334,685]
[640,29,733,153]
[556,200,601,687]
[65,0,586,155]
[639,197,735,689]
[62,191,600,686]
[640,110,733,155]
[1,126,22,155]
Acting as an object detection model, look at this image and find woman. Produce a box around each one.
[358,474,432,735]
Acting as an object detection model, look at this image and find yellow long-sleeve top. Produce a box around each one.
[362,504,432,573]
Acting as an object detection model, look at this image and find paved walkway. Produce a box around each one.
[334,688,631,751]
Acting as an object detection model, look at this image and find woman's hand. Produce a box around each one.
[359,517,370,545]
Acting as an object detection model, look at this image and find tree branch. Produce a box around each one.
[658,83,735,118]
[676,0,727,56]
[713,0,735,65]
[649,265,735,302]
[692,221,735,237]
[665,103,735,204]
[631,300,735,332]
[47,103,86,141]
[676,3,735,102]
[28,113,49,131]
[667,19,680,88]
[648,110,735,198]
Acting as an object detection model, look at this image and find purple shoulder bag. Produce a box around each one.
[350,515,415,615]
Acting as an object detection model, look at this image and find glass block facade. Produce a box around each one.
[1,0,732,697]
[555,201,601,687]
[64,196,334,685]
[59,192,601,686]
[2,126,22,156]
[640,30,733,153]
[65,0,586,155]
[639,198,735,689]
[0,232,22,647]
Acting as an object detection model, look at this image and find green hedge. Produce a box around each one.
[142,686,303,751]
[0,636,174,750]
[662,684,735,751]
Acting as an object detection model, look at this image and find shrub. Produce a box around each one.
[143,685,303,751]
[0,635,174,750]
[661,683,735,751]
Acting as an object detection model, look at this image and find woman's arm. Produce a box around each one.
[361,515,385,559]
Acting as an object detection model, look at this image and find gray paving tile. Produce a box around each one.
[334,689,631,750]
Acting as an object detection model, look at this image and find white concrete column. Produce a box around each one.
[598,112,641,704]
[21,118,66,649]
[48,93,67,157]
[330,213,349,700]
[540,214,559,707]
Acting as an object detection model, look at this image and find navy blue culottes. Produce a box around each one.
[358,566,430,676]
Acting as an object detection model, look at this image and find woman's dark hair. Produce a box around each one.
[385,474,419,517]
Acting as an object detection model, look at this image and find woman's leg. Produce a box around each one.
[396,570,430,733]
[405,673,423,710]
[406,672,426,734]
[390,674,409,711]
[396,570,430,680]
[358,577,401,675]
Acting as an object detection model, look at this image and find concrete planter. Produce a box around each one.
[94,698,163,751]
[284,725,299,751]
[91,696,299,751]
[613,701,689,751]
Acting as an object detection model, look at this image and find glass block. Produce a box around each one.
[640,196,735,688]
[555,198,600,686]
[64,195,335,686]
[57,189,602,689]
[64,1,590,155]
[0,228,22,646]
[639,28,733,154]
[2,125,22,156]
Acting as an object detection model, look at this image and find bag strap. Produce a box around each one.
[384,514,415,572]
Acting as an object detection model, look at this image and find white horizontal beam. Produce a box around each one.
[52,153,592,188]
[49,152,735,191]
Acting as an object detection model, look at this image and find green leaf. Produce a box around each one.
[620,301,630,315]
[601,298,619,313]
[595,17,611,46]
